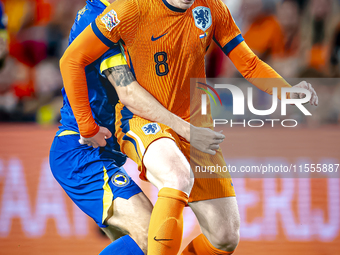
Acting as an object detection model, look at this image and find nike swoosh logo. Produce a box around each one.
[151,33,168,41]
[154,236,173,242]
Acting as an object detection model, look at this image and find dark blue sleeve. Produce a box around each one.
[0,2,6,29]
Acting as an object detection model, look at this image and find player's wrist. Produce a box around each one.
[169,114,190,141]
[80,124,100,138]
[179,121,191,142]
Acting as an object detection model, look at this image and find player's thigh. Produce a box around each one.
[104,192,153,253]
[115,105,193,193]
[144,138,193,194]
[50,134,144,231]
[189,197,240,251]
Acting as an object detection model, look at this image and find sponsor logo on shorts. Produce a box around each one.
[142,123,161,135]
[101,10,120,31]
[111,172,130,187]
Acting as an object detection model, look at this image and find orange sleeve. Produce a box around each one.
[60,26,109,138]
[228,41,291,100]
[94,0,139,46]
[212,0,243,55]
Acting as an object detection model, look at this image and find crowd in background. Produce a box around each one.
[0,0,339,125]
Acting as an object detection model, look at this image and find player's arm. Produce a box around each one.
[228,42,318,105]
[60,26,112,147]
[104,65,225,155]
[213,0,318,105]
[60,0,138,147]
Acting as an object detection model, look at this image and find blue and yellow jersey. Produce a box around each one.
[0,1,4,29]
[0,1,7,40]
[58,0,127,164]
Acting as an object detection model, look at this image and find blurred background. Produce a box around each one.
[0,0,339,254]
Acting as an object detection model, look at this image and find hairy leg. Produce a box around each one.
[143,138,194,255]
[144,138,193,194]
[102,192,153,254]
[189,197,240,252]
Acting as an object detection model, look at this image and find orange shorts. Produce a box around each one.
[115,103,235,202]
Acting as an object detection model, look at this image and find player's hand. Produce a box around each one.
[79,126,112,148]
[190,126,225,155]
[290,81,318,106]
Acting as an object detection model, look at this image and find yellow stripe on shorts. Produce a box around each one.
[58,130,79,137]
[102,166,114,224]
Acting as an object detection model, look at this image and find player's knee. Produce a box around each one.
[129,197,152,254]
[128,212,150,254]
[163,166,194,194]
[144,138,193,194]
[105,193,152,254]
[130,231,148,255]
[208,219,240,252]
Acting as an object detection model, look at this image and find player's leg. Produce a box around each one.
[93,164,150,255]
[99,192,153,255]
[115,105,195,255]
[178,143,240,255]
[50,134,150,255]
[143,138,194,255]
[144,138,193,194]
[181,197,240,255]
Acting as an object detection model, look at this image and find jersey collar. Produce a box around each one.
[162,0,186,13]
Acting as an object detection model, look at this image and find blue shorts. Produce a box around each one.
[49,132,142,228]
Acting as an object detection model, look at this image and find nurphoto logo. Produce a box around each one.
[199,83,312,128]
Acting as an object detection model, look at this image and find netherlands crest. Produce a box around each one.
[101,10,120,31]
[142,123,161,135]
[192,6,212,31]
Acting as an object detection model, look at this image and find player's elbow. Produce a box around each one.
[117,85,136,106]
[242,54,260,79]
[59,54,67,73]
[119,92,135,108]
[59,51,72,75]
[60,47,85,75]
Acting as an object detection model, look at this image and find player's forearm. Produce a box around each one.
[60,51,99,138]
[123,82,190,139]
[229,41,291,100]
[105,66,190,140]
[60,26,109,138]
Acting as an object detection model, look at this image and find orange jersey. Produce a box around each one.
[60,0,291,137]
[93,0,243,122]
